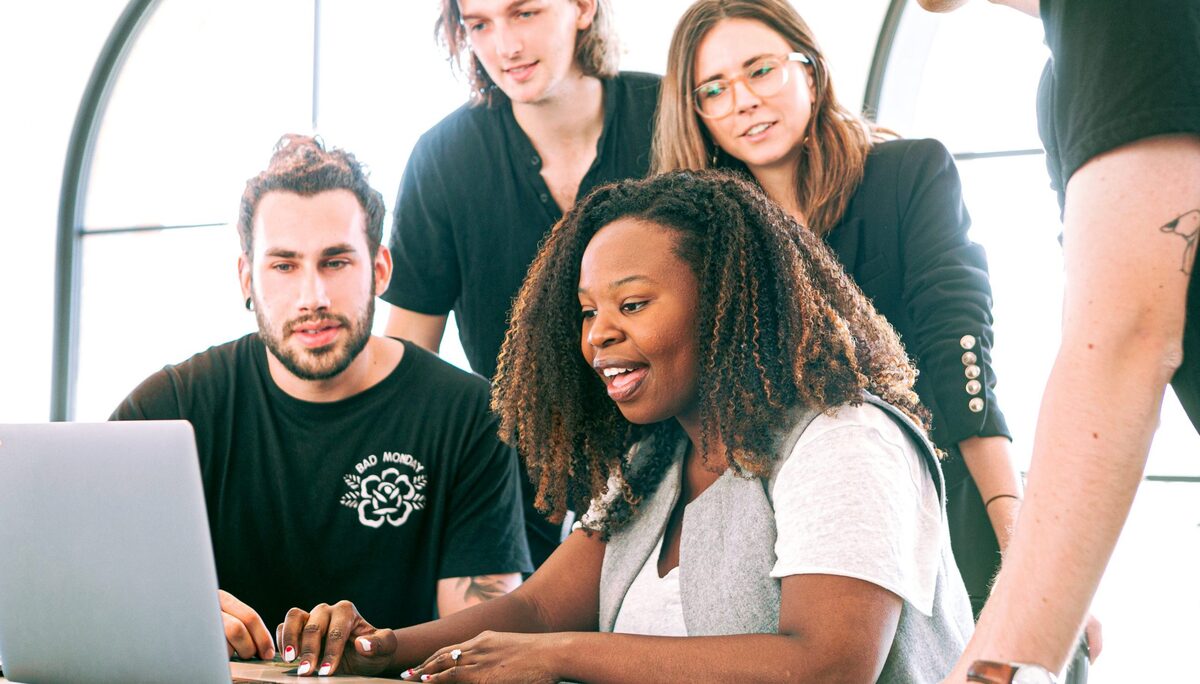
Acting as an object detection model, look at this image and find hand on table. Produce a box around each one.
[219,590,275,660]
[278,600,397,677]
[405,631,558,684]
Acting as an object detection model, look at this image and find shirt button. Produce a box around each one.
[961,351,977,366]
[964,364,981,379]
[959,334,977,350]
[531,155,540,166]
[539,193,549,203]
[969,397,984,413]
[965,379,982,395]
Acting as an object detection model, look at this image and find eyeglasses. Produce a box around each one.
[692,52,812,119]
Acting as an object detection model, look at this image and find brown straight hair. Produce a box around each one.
[436,0,619,107]
[651,0,892,236]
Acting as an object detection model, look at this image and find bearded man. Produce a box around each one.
[112,135,531,668]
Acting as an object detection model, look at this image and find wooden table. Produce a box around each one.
[0,659,404,683]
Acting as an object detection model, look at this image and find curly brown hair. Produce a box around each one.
[237,134,386,260]
[492,170,926,535]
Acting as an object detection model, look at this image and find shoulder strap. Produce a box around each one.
[762,406,821,504]
[858,393,945,505]
[763,394,946,509]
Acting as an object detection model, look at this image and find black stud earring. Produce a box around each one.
[245,297,254,312]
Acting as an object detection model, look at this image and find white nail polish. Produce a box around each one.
[358,637,373,653]
[297,662,311,675]
[420,675,432,682]
[318,663,332,676]
[284,646,296,662]
[400,669,415,680]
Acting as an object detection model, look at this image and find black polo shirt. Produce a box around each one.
[382,72,660,568]
[382,71,660,380]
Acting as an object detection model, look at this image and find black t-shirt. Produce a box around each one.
[1037,0,1200,430]
[111,336,532,629]
[382,72,661,380]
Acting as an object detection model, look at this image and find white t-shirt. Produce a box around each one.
[611,535,688,636]
[612,402,943,634]
[770,402,942,616]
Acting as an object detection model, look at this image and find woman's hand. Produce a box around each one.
[405,631,559,683]
[277,600,398,677]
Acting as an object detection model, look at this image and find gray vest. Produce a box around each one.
[597,395,973,682]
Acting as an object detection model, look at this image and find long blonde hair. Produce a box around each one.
[651,0,890,235]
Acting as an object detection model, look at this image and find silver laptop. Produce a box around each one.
[0,421,230,683]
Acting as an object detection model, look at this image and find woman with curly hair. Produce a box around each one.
[280,170,973,682]
[652,0,1026,620]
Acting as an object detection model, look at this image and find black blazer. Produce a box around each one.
[825,138,1011,478]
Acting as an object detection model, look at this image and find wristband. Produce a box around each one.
[984,493,1021,508]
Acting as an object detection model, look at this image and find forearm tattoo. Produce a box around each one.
[457,575,511,604]
[1159,209,1200,275]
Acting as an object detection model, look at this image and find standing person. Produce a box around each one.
[278,171,975,682]
[652,0,1022,621]
[381,0,659,567]
[913,1,1200,681]
[113,135,532,667]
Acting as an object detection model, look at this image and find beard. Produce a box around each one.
[255,295,375,381]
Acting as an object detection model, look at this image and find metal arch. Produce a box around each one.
[52,0,161,421]
[862,0,907,121]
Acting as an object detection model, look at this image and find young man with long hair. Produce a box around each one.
[379,0,660,567]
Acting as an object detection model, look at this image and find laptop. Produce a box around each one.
[0,421,230,684]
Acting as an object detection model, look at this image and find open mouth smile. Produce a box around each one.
[504,61,538,83]
[596,363,649,402]
[741,121,775,138]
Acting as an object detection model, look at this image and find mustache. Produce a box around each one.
[284,312,353,335]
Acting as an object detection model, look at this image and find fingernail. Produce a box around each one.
[357,637,373,652]
[421,676,432,682]
[297,662,311,675]
[318,663,332,676]
[400,669,415,680]
[284,646,296,662]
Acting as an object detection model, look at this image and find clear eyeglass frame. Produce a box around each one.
[692,52,812,119]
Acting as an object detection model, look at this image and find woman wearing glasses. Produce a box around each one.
[653,0,1022,620]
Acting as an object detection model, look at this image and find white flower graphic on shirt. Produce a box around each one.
[340,466,427,528]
